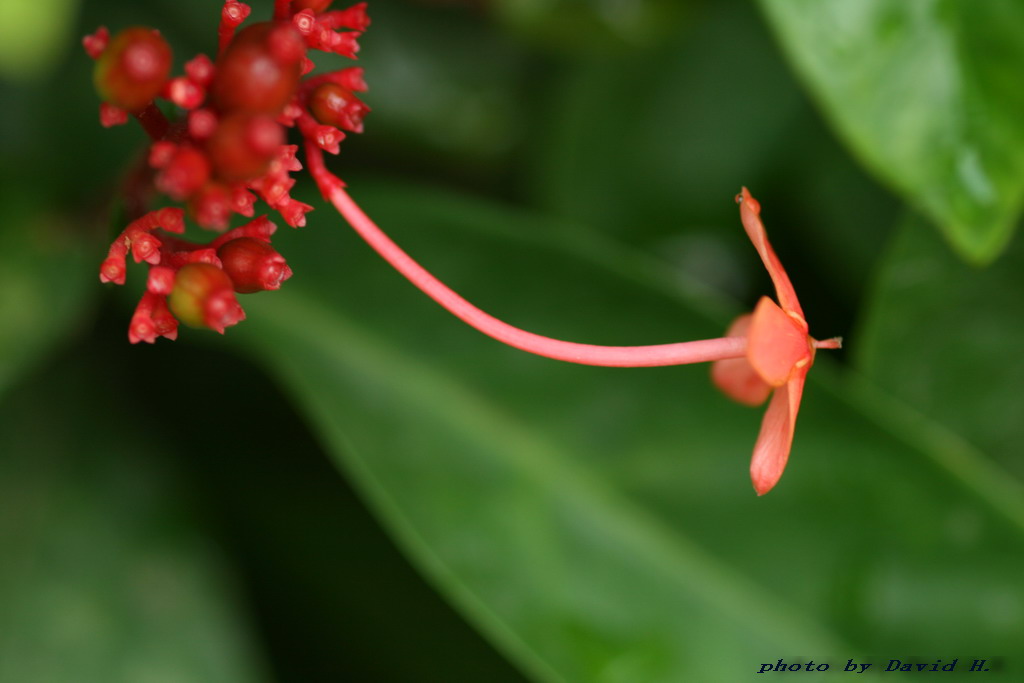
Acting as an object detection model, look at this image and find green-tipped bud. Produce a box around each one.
[168,263,245,333]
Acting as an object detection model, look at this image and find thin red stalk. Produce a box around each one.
[133,102,170,140]
[217,30,231,58]
[120,153,158,221]
[317,173,747,367]
[218,1,251,57]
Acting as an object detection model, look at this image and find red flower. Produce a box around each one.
[711,188,841,495]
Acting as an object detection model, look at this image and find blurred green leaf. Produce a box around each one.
[235,181,1024,680]
[0,187,97,398]
[492,0,687,53]
[141,341,530,682]
[353,0,526,175]
[533,1,803,242]
[0,359,268,683]
[0,0,78,81]
[759,0,1024,263]
[527,0,898,326]
[856,215,1024,481]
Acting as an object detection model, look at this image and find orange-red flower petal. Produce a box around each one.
[750,370,807,496]
[747,296,811,388]
[710,314,771,406]
[737,187,803,321]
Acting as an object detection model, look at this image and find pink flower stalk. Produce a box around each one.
[310,154,838,493]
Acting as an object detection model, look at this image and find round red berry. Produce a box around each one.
[308,82,369,133]
[206,112,284,182]
[218,237,293,293]
[169,263,244,332]
[210,22,304,115]
[93,27,172,111]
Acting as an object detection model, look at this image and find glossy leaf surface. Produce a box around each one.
[760,0,1024,262]
[858,215,1024,482]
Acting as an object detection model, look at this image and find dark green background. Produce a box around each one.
[2,0,1023,681]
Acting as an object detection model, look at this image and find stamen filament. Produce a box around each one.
[814,337,843,350]
[325,183,748,367]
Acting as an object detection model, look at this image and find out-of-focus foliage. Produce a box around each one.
[760,0,1024,263]
[491,0,687,52]
[0,187,96,395]
[0,0,78,80]
[528,0,900,334]
[241,182,1024,682]
[0,359,269,683]
[858,217,1024,480]
[3,0,1023,680]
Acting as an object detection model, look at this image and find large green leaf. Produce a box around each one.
[236,182,1024,681]
[0,358,268,683]
[759,0,1024,263]
[857,214,1024,481]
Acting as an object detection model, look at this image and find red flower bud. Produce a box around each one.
[93,27,172,112]
[206,112,284,182]
[151,296,179,340]
[99,102,129,127]
[155,146,211,200]
[188,109,218,140]
[189,183,233,231]
[211,22,304,115]
[308,82,369,133]
[168,263,245,333]
[185,54,215,86]
[319,3,371,31]
[83,26,110,60]
[147,266,177,294]
[165,76,205,109]
[129,291,178,344]
[218,237,293,293]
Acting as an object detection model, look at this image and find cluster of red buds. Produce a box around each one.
[87,0,370,343]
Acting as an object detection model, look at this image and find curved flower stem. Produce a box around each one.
[321,178,747,367]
